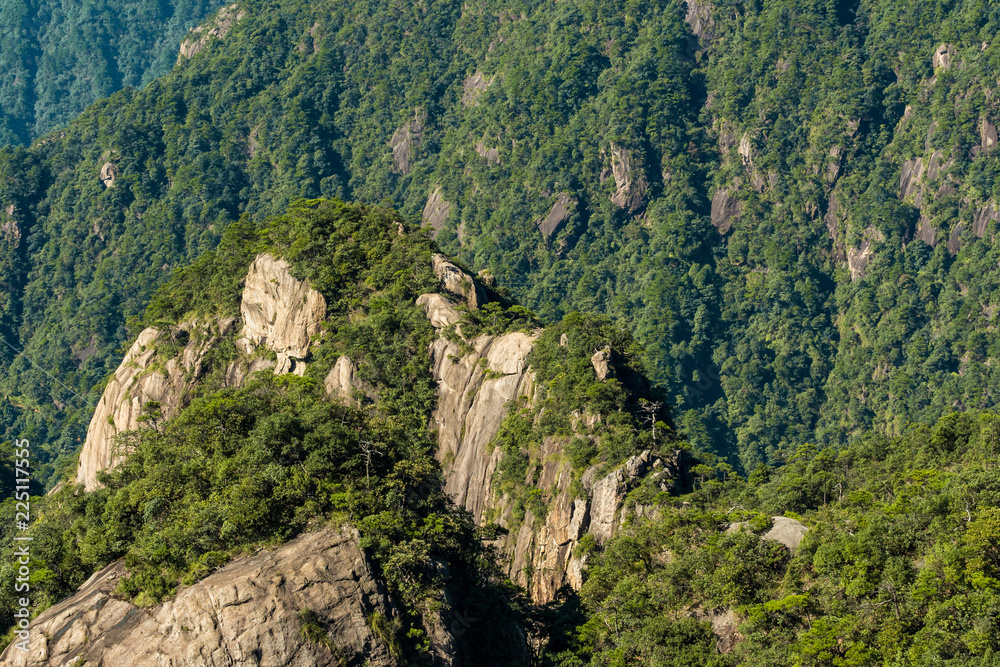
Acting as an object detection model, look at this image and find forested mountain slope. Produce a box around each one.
[4,0,1000,486]
[0,0,227,145]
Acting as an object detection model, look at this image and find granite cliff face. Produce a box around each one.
[418,260,678,602]
[75,249,672,609]
[75,253,325,490]
[0,528,422,667]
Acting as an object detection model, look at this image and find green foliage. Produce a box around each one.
[545,410,1000,665]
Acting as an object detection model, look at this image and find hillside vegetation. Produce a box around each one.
[0,0,998,485]
[0,0,227,145]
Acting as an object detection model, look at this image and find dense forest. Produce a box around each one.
[0,0,226,145]
[0,0,998,485]
[4,0,1000,661]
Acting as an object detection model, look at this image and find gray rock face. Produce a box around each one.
[537,193,574,237]
[609,144,647,212]
[0,528,404,667]
[77,254,326,490]
[587,451,653,544]
[324,356,364,404]
[422,187,451,236]
[727,516,808,553]
[76,319,238,491]
[461,71,492,106]
[99,161,117,188]
[982,118,998,151]
[391,108,426,174]
[710,188,739,233]
[685,0,714,40]
[178,3,246,60]
[431,254,484,309]
[590,346,616,381]
[237,253,326,374]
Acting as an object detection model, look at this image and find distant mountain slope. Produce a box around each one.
[4,0,1000,484]
[0,0,226,144]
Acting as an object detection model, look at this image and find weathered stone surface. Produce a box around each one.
[587,451,654,544]
[422,187,451,235]
[391,108,426,174]
[0,528,404,667]
[474,139,500,165]
[915,216,937,247]
[948,223,964,255]
[237,253,326,374]
[417,293,463,329]
[76,320,237,491]
[711,187,739,233]
[609,144,647,212]
[178,3,246,60]
[324,356,363,404]
[684,0,714,40]
[899,157,924,199]
[430,331,536,523]
[537,193,574,237]
[431,254,484,309]
[461,71,492,106]
[933,43,955,69]
[590,346,616,381]
[974,201,1000,237]
[727,516,808,553]
[982,118,998,151]
[99,162,117,188]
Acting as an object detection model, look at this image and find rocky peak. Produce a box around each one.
[237,253,326,374]
[0,528,421,667]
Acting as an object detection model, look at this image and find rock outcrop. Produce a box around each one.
[537,193,574,237]
[178,3,246,60]
[609,144,647,213]
[727,516,809,553]
[76,319,237,491]
[391,108,426,174]
[711,187,740,233]
[0,528,408,667]
[422,187,451,236]
[237,253,326,375]
[77,254,325,489]
[99,162,117,188]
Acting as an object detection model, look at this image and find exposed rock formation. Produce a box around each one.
[711,187,740,233]
[391,108,426,174]
[933,43,955,70]
[99,162,117,188]
[0,528,408,667]
[974,201,1000,237]
[537,193,573,237]
[431,254,484,309]
[982,118,998,152]
[727,516,808,553]
[461,71,492,106]
[77,254,325,489]
[429,327,536,521]
[178,3,246,60]
[76,320,237,491]
[684,0,714,41]
[590,346,615,381]
[609,144,647,212]
[585,450,655,544]
[422,187,451,236]
[474,138,500,165]
[324,356,364,404]
[237,253,326,374]
[1,205,20,246]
